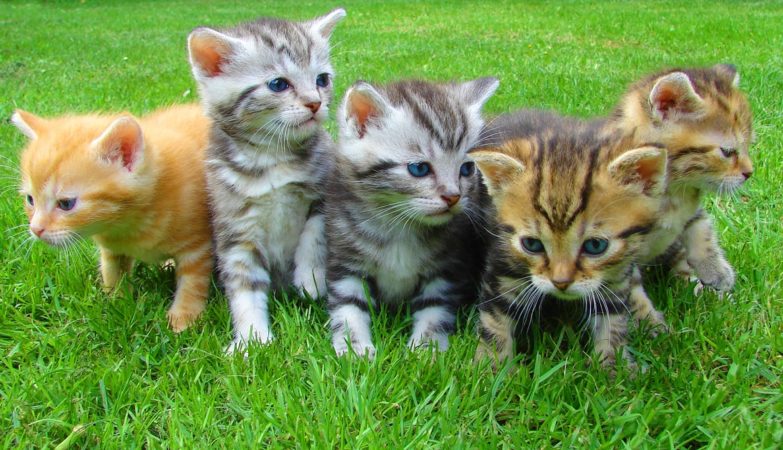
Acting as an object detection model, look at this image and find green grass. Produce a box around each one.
[2,0,782,447]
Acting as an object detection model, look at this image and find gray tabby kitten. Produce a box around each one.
[324,78,499,358]
[187,9,345,352]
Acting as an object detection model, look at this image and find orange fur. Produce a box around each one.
[15,104,213,332]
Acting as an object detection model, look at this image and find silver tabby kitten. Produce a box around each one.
[187,9,345,352]
[324,78,499,358]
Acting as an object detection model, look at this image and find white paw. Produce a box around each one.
[295,269,326,299]
[225,328,274,356]
[408,332,450,352]
[333,339,376,360]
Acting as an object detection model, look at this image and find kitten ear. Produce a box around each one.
[471,150,525,196]
[307,8,346,39]
[343,82,392,139]
[459,77,500,110]
[92,116,144,172]
[11,109,46,140]
[188,27,242,78]
[713,63,740,87]
[608,146,668,196]
[649,72,706,122]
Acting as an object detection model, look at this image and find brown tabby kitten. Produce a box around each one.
[473,123,667,370]
[13,104,213,332]
[482,64,753,331]
[606,63,753,326]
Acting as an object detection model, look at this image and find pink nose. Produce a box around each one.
[552,279,572,291]
[30,225,44,237]
[742,170,753,180]
[441,195,460,208]
[304,102,321,113]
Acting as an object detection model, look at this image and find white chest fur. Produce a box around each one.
[643,193,701,262]
[369,234,432,303]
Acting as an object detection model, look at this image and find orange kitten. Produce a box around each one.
[13,104,214,332]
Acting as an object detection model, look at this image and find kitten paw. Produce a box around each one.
[167,310,199,333]
[693,259,735,293]
[334,340,376,360]
[225,329,274,356]
[408,333,450,352]
[295,273,326,300]
[635,310,670,337]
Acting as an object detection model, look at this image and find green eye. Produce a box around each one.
[582,238,609,256]
[521,237,545,254]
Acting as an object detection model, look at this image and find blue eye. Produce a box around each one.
[521,237,544,254]
[26,195,34,206]
[268,78,290,92]
[57,198,77,211]
[460,162,475,177]
[316,73,330,88]
[407,162,431,177]
[582,238,609,256]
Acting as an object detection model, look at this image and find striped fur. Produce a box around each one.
[13,104,213,332]
[187,9,345,352]
[324,78,498,357]
[473,123,667,371]
[481,64,753,331]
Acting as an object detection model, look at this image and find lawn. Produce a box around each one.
[1,0,782,447]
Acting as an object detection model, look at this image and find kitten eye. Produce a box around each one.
[407,162,432,177]
[316,73,330,88]
[268,78,290,92]
[460,162,475,177]
[57,198,77,211]
[25,194,34,207]
[582,238,609,256]
[720,147,737,158]
[520,237,545,254]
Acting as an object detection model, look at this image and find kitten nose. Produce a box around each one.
[441,194,461,208]
[552,278,572,291]
[304,101,321,113]
[30,225,44,237]
[742,169,753,180]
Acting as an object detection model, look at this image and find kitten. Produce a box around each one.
[481,64,753,330]
[324,78,499,358]
[472,124,668,370]
[12,104,213,332]
[187,9,346,352]
[605,64,753,325]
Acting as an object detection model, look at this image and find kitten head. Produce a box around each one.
[616,63,753,193]
[188,9,346,145]
[12,110,152,247]
[474,130,667,300]
[336,78,499,226]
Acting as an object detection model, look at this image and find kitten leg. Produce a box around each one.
[474,307,515,366]
[167,244,213,332]
[220,242,274,354]
[293,212,327,299]
[627,266,668,336]
[328,277,375,358]
[591,313,635,372]
[99,247,133,292]
[408,278,457,352]
[683,211,735,293]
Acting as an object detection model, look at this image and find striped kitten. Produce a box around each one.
[325,78,499,358]
[472,124,667,370]
[187,9,346,352]
[605,64,753,325]
[482,64,753,330]
[13,104,213,332]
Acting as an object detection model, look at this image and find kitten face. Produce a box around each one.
[337,78,498,226]
[13,112,146,246]
[188,9,345,145]
[628,64,754,193]
[475,132,666,300]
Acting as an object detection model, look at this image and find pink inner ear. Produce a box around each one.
[653,87,680,119]
[635,157,661,192]
[350,94,377,138]
[191,36,227,77]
